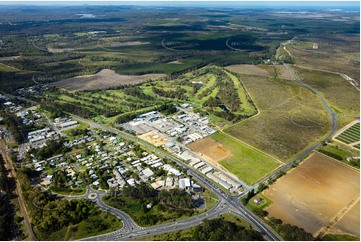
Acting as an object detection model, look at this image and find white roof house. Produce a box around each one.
[179,178,191,189]
[142,168,154,178]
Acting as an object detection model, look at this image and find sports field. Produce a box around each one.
[207,132,282,185]
[264,152,360,237]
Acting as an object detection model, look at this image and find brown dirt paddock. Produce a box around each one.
[138,130,168,147]
[264,152,359,237]
[188,136,230,164]
[50,69,165,91]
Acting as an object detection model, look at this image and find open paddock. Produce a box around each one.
[225,64,270,77]
[50,69,165,91]
[264,152,360,237]
[190,132,282,185]
[188,136,230,163]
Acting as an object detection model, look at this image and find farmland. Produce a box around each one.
[210,132,282,185]
[264,152,360,238]
[50,69,165,91]
[224,74,332,160]
[335,122,360,145]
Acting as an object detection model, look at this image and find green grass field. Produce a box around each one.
[212,132,281,185]
[321,234,359,241]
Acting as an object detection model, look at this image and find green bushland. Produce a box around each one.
[138,216,263,241]
[17,169,122,240]
[294,67,360,117]
[104,182,213,227]
[321,234,360,241]
[267,217,314,241]
[212,132,281,185]
[317,143,360,168]
[224,74,331,160]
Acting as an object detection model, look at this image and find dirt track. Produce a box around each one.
[264,152,360,237]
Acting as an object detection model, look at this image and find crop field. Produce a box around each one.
[294,67,360,116]
[188,136,230,163]
[264,152,360,237]
[335,122,360,145]
[210,132,282,185]
[50,69,165,91]
[224,74,331,160]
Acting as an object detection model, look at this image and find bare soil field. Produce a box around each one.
[224,75,331,160]
[47,47,75,53]
[50,69,165,91]
[225,64,270,77]
[188,136,230,163]
[264,153,360,237]
[106,41,150,47]
[138,130,169,147]
[330,200,360,238]
[0,55,20,61]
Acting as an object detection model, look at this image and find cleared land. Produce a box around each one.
[264,153,360,237]
[209,132,281,185]
[225,64,270,77]
[138,130,169,147]
[294,66,360,116]
[331,200,360,238]
[188,136,230,163]
[224,74,331,160]
[50,69,165,91]
[287,34,360,81]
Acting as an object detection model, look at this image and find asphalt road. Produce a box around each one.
[71,114,282,241]
[2,66,339,241]
[77,63,338,241]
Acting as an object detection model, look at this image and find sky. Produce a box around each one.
[0,0,359,11]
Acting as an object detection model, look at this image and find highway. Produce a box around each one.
[71,114,282,241]
[77,63,338,241]
[1,64,339,241]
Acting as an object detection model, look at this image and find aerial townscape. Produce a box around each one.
[0,1,359,241]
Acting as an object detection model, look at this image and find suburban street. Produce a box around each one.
[0,62,339,241]
[71,114,282,241]
[73,63,339,241]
